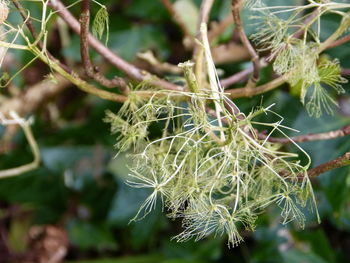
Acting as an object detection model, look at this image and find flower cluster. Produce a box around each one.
[106,31,319,245]
[249,0,349,117]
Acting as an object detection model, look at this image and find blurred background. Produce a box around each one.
[0,0,349,262]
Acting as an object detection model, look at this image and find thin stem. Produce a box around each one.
[221,58,268,88]
[12,0,72,73]
[259,124,350,144]
[0,112,40,179]
[226,76,285,98]
[319,16,350,52]
[232,0,260,86]
[327,33,350,49]
[308,152,350,177]
[79,0,127,89]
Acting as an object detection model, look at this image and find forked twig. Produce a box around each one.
[80,0,127,89]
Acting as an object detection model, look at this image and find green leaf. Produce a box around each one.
[282,249,328,263]
[67,219,117,251]
[92,6,110,44]
[173,0,198,35]
[293,229,336,263]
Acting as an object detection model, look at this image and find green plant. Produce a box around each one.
[0,0,349,252]
[105,23,322,247]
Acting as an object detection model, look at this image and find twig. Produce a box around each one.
[327,33,350,49]
[308,152,350,177]
[48,0,183,92]
[226,75,285,98]
[319,17,350,53]
[12,0,39,39]
[137,51,182,75]
[342,68,350,76]
[220,58,267,87]
[79,0,127,89]
[231,0,260,87]
[0,112,40,178]
[259,124,350,144]
[220,68,251,87]
[12,0,72,73]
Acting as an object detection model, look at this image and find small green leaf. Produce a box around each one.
[173,0,198,35]
[92,6,109,44]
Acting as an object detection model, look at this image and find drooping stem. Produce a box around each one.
[0,112,40,178]
[79,0,127,89]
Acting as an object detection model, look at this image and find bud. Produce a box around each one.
[0,1,9,24]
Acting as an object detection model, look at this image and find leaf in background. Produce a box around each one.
[109,25,169,61]
[160,238,221,263]
[282,249,328,263]
[107,179,151,226]
[173,0,198,35]
[130,207,166,250]
[67,219,117,251]
[292,229,336,263]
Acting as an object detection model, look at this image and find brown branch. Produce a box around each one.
[12,0,39,39]
[79,0,126,89]
[220,67,252,87]
[137,51,182,75]
[259,124,350,144]
[327,33,350,49]
[48,0,183,92]
[0,75,70,152]
[308,152,350,177]
[226,75,285,98]
[231,0,260,86]
[342,68,350,76]
[220,58,268,87]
